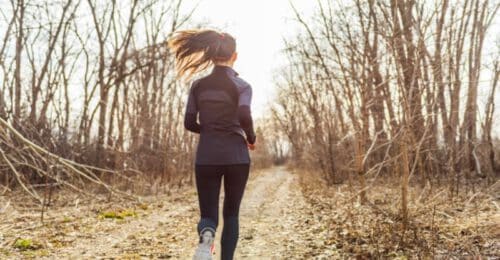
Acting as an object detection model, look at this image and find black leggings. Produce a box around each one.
[195,164,249,260]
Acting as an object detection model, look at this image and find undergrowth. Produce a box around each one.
[296,170,499,258]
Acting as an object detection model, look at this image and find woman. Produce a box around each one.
[168,30,256,260]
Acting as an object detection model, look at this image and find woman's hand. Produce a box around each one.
[247,143,256,151]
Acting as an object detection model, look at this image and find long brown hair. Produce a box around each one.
[168,29,236,78]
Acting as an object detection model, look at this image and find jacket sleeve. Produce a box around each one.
[184,83,200,134]
[237,83,256,144]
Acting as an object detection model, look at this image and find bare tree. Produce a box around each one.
[0,0,200,196]
[273,0,499,212]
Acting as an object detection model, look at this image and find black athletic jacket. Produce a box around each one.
[184,65,256,165]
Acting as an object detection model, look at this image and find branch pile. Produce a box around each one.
[0,118,132,203]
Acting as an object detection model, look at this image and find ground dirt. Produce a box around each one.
[0,167,498,259]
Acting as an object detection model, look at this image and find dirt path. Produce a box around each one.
[3,168,498,259]
[78,167,309,259]
[1,167,323,259]
[236,167,307,258]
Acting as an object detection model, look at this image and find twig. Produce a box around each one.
[0,116,137,201]
[0,146,41,202]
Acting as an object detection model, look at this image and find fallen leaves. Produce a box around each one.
[296,169,500,258]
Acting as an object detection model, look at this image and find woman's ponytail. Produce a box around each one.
[168,29,236,78]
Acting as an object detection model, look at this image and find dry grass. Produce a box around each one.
[296,169,500,258]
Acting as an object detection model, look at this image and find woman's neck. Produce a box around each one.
[214,60,234,67]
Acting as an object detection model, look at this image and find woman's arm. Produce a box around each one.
[238,84,256,144]
[184,112,200,133]
[184,84,200,133]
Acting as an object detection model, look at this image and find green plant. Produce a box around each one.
[99,209,137,220]
[14,238,41,251]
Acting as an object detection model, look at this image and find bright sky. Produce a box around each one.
[187,0,500,137]
[186,0,317,118]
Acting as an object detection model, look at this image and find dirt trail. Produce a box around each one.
[80,167,311,259]
[1,167,320,259]
[58,203,195,258]
[3,168,497,259]
[236,167,307,258]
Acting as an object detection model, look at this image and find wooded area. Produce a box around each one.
[0,0,204,199]
[0,0,499,258]
[272,0,499,207]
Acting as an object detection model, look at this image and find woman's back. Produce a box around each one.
[186,65,255,165]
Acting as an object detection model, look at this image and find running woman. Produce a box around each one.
[168,30,256,260]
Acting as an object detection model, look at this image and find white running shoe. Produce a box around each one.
[193,228,215,260]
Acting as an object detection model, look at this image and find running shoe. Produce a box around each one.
[193,227,215,260]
